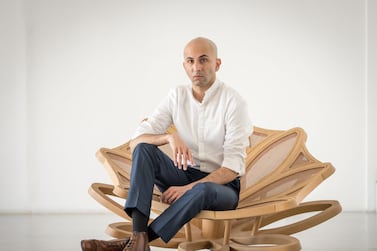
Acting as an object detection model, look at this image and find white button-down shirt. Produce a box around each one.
[133,79,253,176]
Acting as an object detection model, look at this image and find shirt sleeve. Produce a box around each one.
[221,95,253,176]
[132,88,176,139]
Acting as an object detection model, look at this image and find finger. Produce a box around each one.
[160,196,163,203]
[160,194,165,203]
[182,152,188,171]
[162,188,175,204]
[188,151,195,166]
[171,192,179,204]
[162,193,171,204]
[165,193,173,204]
[168,196,174,204]
[165,189,178,204]
[173,148,178,167]
[177,151,182,169]
[161,189,169,203]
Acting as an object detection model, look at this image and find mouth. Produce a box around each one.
[193,75,203,80]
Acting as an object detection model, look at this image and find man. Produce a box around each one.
[81,37,252,251]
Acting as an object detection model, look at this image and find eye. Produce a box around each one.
[186,58,194,64]
[199,58,208,63]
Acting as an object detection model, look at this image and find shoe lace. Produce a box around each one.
[124,237,136,249]
[105,239,129,251]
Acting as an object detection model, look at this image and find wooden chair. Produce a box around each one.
[88,126,341,250]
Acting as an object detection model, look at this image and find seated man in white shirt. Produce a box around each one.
[81,37,252,251]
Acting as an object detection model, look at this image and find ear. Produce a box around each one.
[215,58,222,71]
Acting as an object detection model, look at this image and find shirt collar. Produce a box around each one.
[202,79,222,104]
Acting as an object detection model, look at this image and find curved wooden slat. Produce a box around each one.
[230,234,301,251]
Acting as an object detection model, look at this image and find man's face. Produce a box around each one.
[183,40,221,88]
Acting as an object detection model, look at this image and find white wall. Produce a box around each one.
[0,0,375,212]
[367,0,377,211]
[0,0,29,212]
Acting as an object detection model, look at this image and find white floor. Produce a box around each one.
[0,212,376,251]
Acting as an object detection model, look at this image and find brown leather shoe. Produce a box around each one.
[123,232,150,251]
[81,238,130,251]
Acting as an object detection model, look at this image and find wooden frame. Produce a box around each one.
[88,126,341,250]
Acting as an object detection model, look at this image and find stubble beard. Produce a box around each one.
[192,76,210,88]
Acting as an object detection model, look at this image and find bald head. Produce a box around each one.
[184,37,218,59]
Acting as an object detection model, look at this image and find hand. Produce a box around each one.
[167,133,194,170]
[160,185,191,204]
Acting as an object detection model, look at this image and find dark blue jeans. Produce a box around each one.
[125,143,240,243]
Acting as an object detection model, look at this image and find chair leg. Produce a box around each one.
[184,222,192,241]
[250,216,263,236]
[223,220,232,245]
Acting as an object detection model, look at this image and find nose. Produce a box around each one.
[192,61,202,72]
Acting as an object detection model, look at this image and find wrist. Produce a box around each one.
[165,133,173,144]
